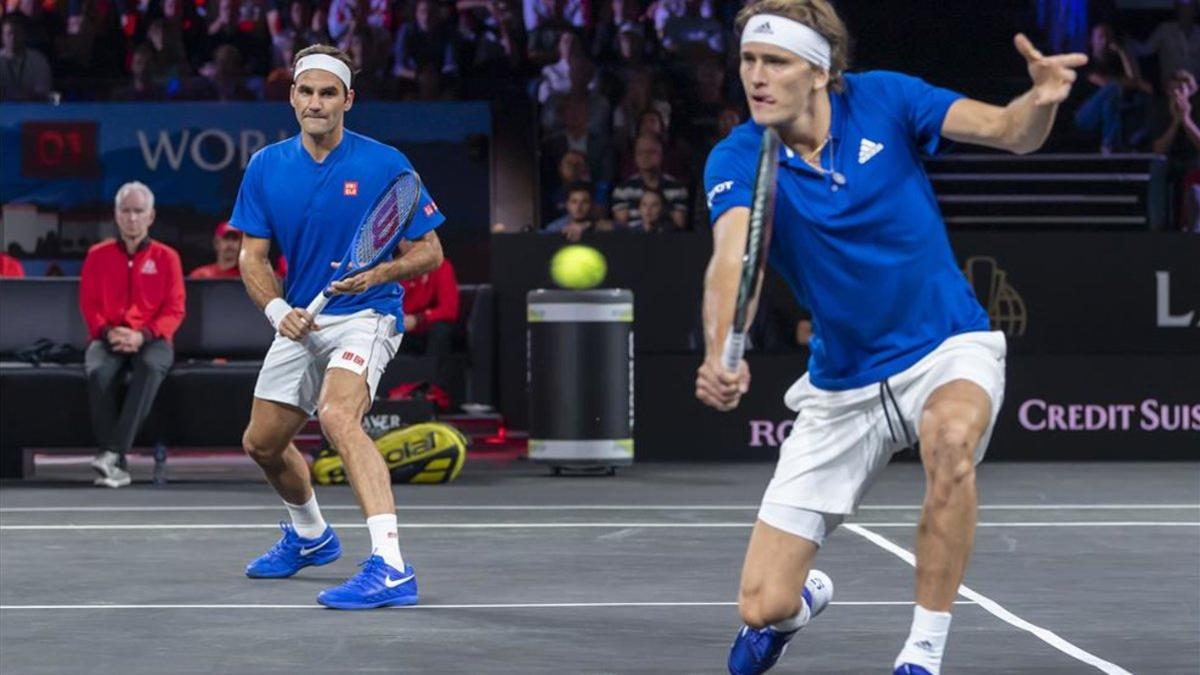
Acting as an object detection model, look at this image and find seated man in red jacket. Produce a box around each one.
[400,257,459,360]
[79,181,186,488]
[0,252,25,277]
[188,220,242,279]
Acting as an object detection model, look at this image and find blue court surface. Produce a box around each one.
[1,461,1197,674]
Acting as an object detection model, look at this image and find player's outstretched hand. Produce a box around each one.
[329,261,377,295]
[279,308,319,341]
[695,356,750,412]
[1014,33,1087,106]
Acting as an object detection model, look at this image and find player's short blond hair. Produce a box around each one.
[735,0,850,92]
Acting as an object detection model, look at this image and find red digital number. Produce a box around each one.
[20,121,99,178]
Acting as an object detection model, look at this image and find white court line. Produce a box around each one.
[1,521,1197,531]
[845,524,1133,675]
[0,600,978,611]
[1,503,1197,513]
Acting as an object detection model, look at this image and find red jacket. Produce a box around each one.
[79,238,187,342]
[188,262,241,279]
[401,259,459,333]
[0,253,24,278]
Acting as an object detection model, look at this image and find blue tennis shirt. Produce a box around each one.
[704,71,990,390]
[231,129,444,322]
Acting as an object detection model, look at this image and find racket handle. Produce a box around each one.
[305,290,331,317]
[722,331,746,372]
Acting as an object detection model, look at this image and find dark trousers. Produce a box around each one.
[85,339,173,458]
[399,321,455,359]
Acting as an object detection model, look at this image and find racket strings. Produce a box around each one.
[351,175,421,266]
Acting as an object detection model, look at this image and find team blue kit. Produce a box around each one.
[704,71,991,390]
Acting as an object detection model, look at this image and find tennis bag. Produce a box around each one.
[312,422,468,485]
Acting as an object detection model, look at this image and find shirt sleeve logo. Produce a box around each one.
[706,180,734,209]
[344,181,359,196]
[424,202,438,217]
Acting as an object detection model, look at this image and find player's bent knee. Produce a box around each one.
[242,429,286,465]
[316,402,359,440]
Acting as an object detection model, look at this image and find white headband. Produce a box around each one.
[741,14,831,71]
[294,54,352,91]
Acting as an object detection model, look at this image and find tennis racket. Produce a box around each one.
[721,128,780,372]
[305,169,425,317]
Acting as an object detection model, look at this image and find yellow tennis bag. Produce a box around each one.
[312,421,468,485]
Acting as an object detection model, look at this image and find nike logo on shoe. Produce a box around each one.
[300,536,334,556]
[858,138,884,164]
[384,573,414,588]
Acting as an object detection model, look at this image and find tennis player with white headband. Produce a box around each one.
[230,43,446,609]
[699,2,1087,673]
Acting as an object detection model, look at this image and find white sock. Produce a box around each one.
[769,600,811,633]
[283,494,327,539]
[366,514,405,570]
[894,605,952,675]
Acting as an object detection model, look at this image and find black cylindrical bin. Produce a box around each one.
[527,289,633,472]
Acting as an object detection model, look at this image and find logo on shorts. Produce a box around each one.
[344,181,359,196]
[962,256,1026,339]
[341,351,365,366]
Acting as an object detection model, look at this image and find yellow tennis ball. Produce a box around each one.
[550,245,607,290]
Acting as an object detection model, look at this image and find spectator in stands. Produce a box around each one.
[659,0,724,55]
[453,0,519,88]
[611,68,671,150]
[80,181,186,488]
[184,43,257,100]
[349,28,394,99]
[541,94,616,191]
[541,52,611,135]
[544,181,604,240]
[0,14,53,101]
[1148,69,1200,230]
[593,0,647,64]
[328,0,390,43]
[306,3,334,47]
[629,188,678,231]
[526,0,586,68]
[543,148,605,219]
[537,30,591,103]
[146,18,193,82]
[1135,0,1199,82]
[612,133,689,229]
[393,0,457,97]
[10,0,61,55]
[1073,23,1153,153]
[111,43,166,101]
[0,252,25,277]
[400,257,461,363]
[263,33,296,99]
[189,221,243,279]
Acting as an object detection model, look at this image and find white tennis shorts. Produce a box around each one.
[758,331,1007,541]
[254,309,402,414]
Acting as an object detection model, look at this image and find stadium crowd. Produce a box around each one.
[0,0,1197,235]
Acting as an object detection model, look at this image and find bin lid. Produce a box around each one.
[527,289,633,323]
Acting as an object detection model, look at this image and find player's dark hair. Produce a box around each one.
[735,0,850,92]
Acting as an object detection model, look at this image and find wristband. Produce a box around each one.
[264,298,291,329]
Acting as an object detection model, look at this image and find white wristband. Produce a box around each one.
[264,298,291,329]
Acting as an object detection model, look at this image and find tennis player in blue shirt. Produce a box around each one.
[232,44,445,609]
[698,2,1087,672]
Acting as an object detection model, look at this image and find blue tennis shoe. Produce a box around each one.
[245,522,342,578]
[317,555,418,610]
[728,570,833,675]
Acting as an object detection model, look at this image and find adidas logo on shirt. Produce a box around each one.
[753,22,773,34]
[140,259,158,274]
[858,138,884,164]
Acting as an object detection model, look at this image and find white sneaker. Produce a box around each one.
[91,451,131,488]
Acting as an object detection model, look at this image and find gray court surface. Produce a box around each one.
[1,461,1197,674]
